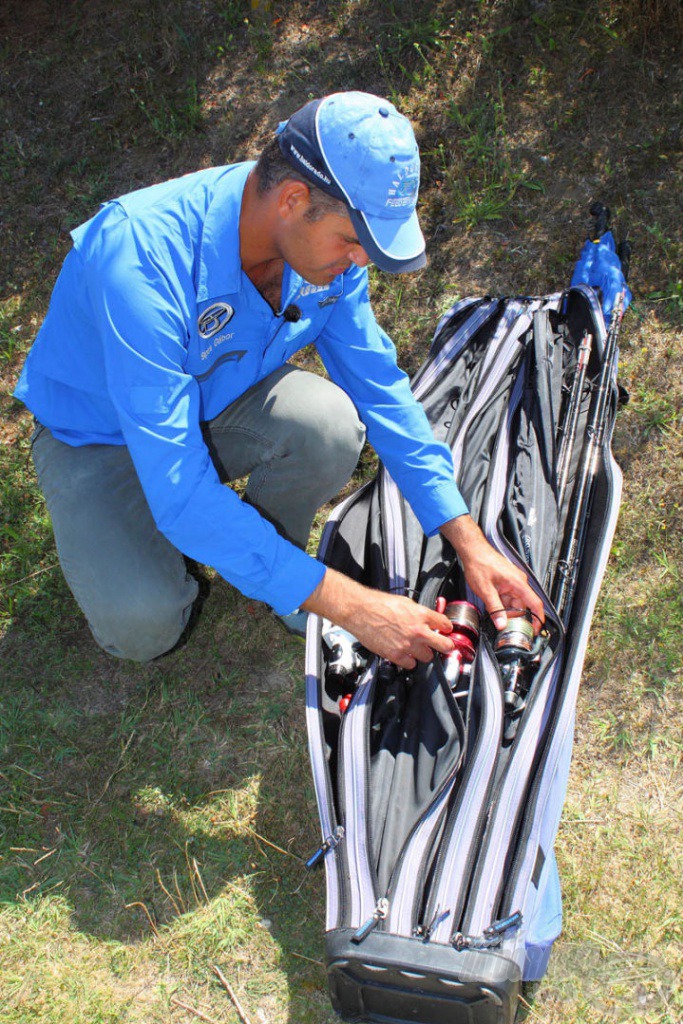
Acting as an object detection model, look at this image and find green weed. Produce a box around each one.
[632,386,678,436]
[0,439,61,636]
[649,279,683,322]
[377,2,452,59]
[642,223,683,322]
[436,85,544,228]
[373,2,455,90]
[0,298,25,364]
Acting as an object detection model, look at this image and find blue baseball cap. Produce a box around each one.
[276,92,426,274]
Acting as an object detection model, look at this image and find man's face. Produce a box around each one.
[277,207,371,286]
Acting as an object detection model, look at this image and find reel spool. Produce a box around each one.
[494,613,538,738]
[439,599,481,688]
[494,614,535,663]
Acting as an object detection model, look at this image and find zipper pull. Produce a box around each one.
[417,904,450,942]
[452,910,523,951]
[483,909,523,940]
[305,826,345,870]
[351,897,389,944]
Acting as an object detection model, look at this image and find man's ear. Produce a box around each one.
[277,179,311,220]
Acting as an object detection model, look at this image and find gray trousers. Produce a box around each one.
[32,365,365,662]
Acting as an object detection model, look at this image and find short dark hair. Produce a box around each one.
[255,136,349,222]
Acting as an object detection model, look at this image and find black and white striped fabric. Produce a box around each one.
[305,286,622,1024]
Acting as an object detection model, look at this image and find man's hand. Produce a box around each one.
[440,515,545,632]
[301,568,456,670]
[301,515,545,669]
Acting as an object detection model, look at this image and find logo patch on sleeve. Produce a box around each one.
[198,302,235,338]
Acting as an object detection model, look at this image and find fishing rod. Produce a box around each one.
[493,205,632,741]
[550,206,631,625]
[551,292,624,623]
[541,323,594,605]
[555,330,594,527]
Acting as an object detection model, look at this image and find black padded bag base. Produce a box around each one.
[327,930,520,1024]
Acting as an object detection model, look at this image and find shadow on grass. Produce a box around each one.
[0,564,331,1016]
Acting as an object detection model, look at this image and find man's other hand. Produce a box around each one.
[440,515,545,633]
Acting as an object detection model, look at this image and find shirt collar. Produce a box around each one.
[197,161,253,304]
[196,159,349,308]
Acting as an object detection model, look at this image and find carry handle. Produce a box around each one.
[589,201,610,241]
[617,239,632,282]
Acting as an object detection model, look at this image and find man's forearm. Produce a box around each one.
[301,567,456,669]
[440,513,486,557]
[439,514,545,630]
[301,566,364,631]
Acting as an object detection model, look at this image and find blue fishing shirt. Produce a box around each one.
[14,162,468,613]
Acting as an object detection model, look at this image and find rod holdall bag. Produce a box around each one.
[304,215,631,1024]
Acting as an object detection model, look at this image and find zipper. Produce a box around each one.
[304,614,348,931]
[385,661,467,936]
[305,482,384,933]
[387,303,501,578]
[425,297,486,368]
[311,304,503,933]
[380,301,538,611]
[423,642,504,944]
[334,638,472,941]
[501,476,619,922]
[336,662,380,930]
[315,478,375,566]
[459,342,565,938]
[451,910,523,951]
[467,704,562,930]
[387,299,540,937]
[461,638,561,938]
[351,896,390,944]
[412,299,500,403]
[305,825,345,870]
[446,301,541,482]
[420,300,555,942]
[378,467,408,596]
[388,784,453,936]
[500,357,622,921]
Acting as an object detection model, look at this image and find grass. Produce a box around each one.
[437,80,545,229]
[1,0,682,1022]
[0,584,327,1021]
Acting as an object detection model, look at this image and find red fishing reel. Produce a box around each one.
[436,597,481,688]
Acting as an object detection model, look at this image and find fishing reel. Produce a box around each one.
[436,597,481,693]
[494,611,548,743]
[323,624,369,684]
[322,623,369,714]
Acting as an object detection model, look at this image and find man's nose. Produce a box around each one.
[349,245,371,268]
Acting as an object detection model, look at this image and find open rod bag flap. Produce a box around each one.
[305,225,630,1024]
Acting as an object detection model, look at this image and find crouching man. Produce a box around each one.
[14,92,543,666]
